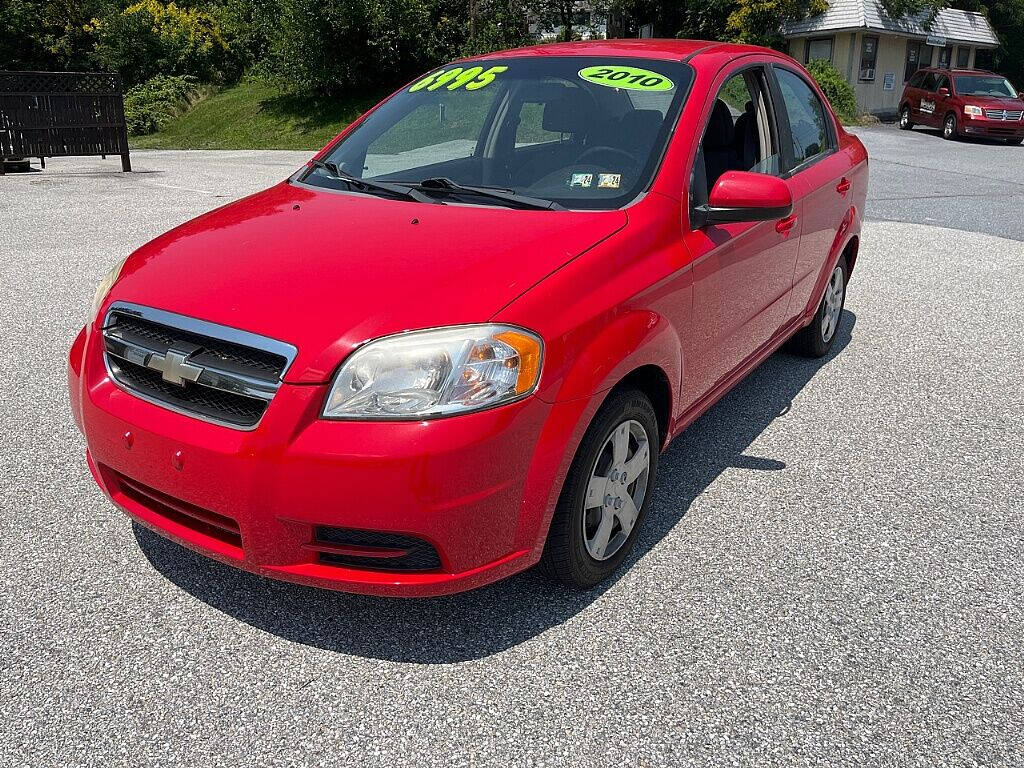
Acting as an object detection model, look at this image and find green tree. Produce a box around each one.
[0,0,113,71]
[89,0,230,86]
[726,0,827,47]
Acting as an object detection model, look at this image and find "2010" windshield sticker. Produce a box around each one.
[578,65,674,92]
[409,66,509,93]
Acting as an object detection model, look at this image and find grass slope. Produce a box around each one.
[131,80,384,151]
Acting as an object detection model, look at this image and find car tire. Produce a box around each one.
[943,113,959,140]
[539,388,659,589]
[788,255,848,358]
[1008,137,1023,145]
[3,159,31,172]
[899,105,914,130]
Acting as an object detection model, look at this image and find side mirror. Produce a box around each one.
[937,87,950,97]
[693,171,793,228]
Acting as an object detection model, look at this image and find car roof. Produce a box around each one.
[472,39,778,63]
[919,67,996,75]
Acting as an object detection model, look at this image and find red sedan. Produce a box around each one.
[69,40,868,596]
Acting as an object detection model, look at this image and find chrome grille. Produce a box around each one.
[102,303,297,429]
[984,109,1024,121]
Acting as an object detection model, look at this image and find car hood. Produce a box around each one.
[109,181,626,383]
[961,94,1024,109]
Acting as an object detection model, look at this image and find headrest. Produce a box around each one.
[703,99,735,149]
[744,100,754,114]
[543,91,591,133]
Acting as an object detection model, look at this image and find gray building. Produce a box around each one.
[782,0,1000,116]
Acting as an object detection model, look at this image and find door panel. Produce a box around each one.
[682,61,800,401]
[683,207,802,396]
[788,151,851,318]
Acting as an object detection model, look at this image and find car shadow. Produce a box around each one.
[135,310,857,663]
[915,127,1017,146]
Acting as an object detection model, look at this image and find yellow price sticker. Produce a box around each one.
[409,65,509,93]
[578,65,674,91]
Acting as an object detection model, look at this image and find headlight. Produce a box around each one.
[90,256,128,319]
[322,325,543,420]
[964,105,984,117]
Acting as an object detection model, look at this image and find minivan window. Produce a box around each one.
[953,75,1019,98]
[307,57,694,210]
[773,67,832,168]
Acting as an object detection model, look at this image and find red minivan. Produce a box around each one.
[69,40,868,596]
[899,67,1024,143]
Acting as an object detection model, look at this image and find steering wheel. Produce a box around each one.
[574,145,637,170]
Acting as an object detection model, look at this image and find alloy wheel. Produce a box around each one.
[821,265,845,343]
[944,115,955,138]
[582,419,651,561]
[900,108,909,128]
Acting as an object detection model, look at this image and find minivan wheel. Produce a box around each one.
[788,255,848,358]
[943,113,958,140]
[539,389,659,588]
[1008,137,1023,145]
[899,106,913,130]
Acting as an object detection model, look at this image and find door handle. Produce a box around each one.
[836,177,852,196]
[776,214,797,235]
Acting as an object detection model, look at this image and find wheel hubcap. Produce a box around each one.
[945,118,954,136]
[821,266,844,343]
[582,419,650,561]
[900,109,908,126]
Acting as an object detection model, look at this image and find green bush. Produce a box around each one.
[124,74,202,135]
[806,59,859,123]
[90,0,229,87]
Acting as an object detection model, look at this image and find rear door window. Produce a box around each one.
[772,66,834,170]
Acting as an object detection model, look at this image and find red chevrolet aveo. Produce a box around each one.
[69,40,867,596]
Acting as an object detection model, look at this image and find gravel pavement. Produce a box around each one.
[2,149,1023,767]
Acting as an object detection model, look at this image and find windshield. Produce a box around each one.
[305,56,694,210]
[954,75,1019,99]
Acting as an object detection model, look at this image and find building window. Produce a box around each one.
[859,35,878,81]
[956,46,970,68]
[938,46,952,68]
[805,37,834,64]
[904,40,930,82]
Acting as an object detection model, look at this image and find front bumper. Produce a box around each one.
[69,324,591,596]
[961,116,1024,138]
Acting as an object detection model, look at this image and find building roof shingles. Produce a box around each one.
[782,0,999,46]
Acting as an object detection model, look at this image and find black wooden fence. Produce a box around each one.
[0,71,131,173]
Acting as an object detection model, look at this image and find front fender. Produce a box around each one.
[550,309,681,411]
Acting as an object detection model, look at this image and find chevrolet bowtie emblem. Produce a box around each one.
[146,345,204,386]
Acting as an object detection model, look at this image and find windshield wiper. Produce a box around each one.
[309,160,442,204]
[415,177,564,211]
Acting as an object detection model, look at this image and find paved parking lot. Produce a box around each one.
[850,123,1024,240]
[2,130,1023,767]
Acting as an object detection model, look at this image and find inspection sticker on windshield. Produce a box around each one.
[597,173,621,189]
[570,173,593,188]
[409,65,509,92]
[578,65,674,91]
